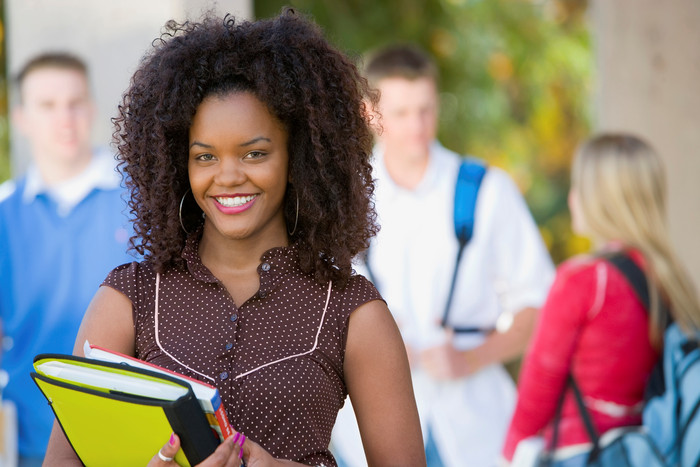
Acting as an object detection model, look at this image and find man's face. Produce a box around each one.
[15,67,94,166]
[373,76,439,160]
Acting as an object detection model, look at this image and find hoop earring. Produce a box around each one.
[179,189,191,235]
[287,191,299,237]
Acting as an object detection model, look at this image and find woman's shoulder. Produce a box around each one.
[557,253,608,277]
[557,251,642,279]
[547,254,611,297]
[335,272,382,301]
[326,272,384,321]
[538,254,620,323]
[105,260,156,279]
[102,260,158,295]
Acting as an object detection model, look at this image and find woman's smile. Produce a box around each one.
[213,194,258,212]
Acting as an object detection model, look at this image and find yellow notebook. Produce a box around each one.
[32,354,220,466]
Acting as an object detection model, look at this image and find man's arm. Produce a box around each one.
[464,306,537,372]
[419,306,537,379]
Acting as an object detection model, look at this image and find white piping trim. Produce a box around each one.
[587,263,607,319]
[155,273,216,383]
[235,280,333,380]
[584,396,644,418]
[154,273,334,383]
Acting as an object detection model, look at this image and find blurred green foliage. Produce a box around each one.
[256,0,593,263]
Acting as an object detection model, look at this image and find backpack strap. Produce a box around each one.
[453,158,487,246]
[606,252,672,331]
[606,252,675,402]
[545,375,604,463]
[539,379,570,467]
[606,253,650,310]
[569,376,604,462]
[440,159,488,331]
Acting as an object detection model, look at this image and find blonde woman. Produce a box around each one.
[501,133,700,466]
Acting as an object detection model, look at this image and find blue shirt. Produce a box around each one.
[0,157,135,458]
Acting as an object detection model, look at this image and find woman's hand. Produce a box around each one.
[149,432,297,467]
[148,432,245,467]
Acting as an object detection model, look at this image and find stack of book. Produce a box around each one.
[32,342,234,466]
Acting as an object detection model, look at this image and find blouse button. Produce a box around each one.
[220,371,229,380]
[230,314,238,322]
[259,290,268,299]
[261,262,271,272]
[225,342,233,351]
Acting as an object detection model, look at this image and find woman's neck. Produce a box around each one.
[198,226,287,272]
[197,225,289,305]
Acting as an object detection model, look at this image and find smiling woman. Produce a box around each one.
[41,8,425,467]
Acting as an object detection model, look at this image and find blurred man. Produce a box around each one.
[332,45,555,466]
[0,52,133,465]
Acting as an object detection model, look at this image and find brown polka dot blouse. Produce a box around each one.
[101,234,382,466]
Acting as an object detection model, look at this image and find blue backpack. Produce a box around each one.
[547,254,700,467]
[609,254,700,467]
[645,324,700,466]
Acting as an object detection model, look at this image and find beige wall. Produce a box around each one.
[591,0,700,288]
[6,0,251,175]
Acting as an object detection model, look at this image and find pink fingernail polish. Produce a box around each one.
[240,434,246,446]
[169,433,176,446]
[233,432,240,444]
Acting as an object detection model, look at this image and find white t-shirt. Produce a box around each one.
[332,142,555,467]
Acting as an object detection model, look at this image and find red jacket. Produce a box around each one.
[502,251,660,460]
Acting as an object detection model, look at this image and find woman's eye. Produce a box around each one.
[196,153,215,161]
[245,151,266,160]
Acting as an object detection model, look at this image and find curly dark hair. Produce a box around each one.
[113,9,378,286]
